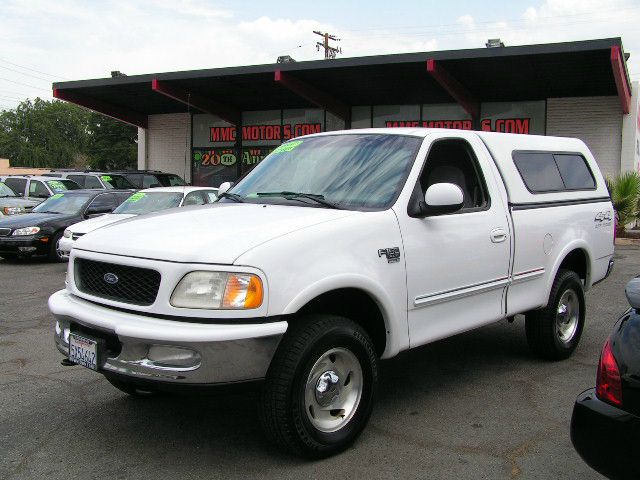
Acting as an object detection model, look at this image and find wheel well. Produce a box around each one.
[298,288,387,357]
[558,249,588,282]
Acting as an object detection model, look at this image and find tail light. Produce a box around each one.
[596,337,622,407]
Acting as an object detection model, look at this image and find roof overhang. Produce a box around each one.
[52,37,632,127]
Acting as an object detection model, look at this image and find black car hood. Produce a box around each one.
[0,212,76,229]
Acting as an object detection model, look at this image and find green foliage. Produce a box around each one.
[0,98,137,170]
[606,171,640,231]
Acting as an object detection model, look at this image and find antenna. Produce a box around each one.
[183,93,190,195]
[313,31,342,59]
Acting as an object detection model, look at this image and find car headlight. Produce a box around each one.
[170,271,263,309]
[12,226,40,236]
[63,229,72,239]
[2,206,25,215]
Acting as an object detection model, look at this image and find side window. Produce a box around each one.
[67,175,85,187]
[553,154,596,190]
[203,191,218,203]
[419,139,489,211]
[182,191,206,206]
[29,180,50,198]
[84,175,103,189]
[142,175,158,188]
[87,194,116,212]
[4,178,27,196]
[513,152,596,193]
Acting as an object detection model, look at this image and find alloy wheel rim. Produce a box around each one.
[556,289,579,343]
[304,347,363,433]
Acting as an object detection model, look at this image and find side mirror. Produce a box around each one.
[85,206,112,218]
[218,181,234,195]
[626,277,640,309]
[409,183,464,218]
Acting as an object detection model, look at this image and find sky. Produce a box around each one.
[1,0,639,110]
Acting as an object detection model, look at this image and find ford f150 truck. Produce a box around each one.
[49,129,614,458]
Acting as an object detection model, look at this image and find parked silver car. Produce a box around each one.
[0,180,40,218]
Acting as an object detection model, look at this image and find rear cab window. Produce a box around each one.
[4,178,27,196]
[512,151,596,193]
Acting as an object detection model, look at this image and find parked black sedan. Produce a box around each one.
[0,189,131,262]
[571,277,640,480]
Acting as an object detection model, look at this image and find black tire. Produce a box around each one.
[106,377,157,397]
[260,314,378,458]
[525,269,585,360]
[0,253,19,261]
[48,231,65,262]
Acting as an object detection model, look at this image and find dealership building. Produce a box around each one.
[53,37,638,187]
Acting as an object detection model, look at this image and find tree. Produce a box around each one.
[606,171,640,234]
[0,98,137,170]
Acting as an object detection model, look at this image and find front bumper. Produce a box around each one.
[571,388,640,480]
[0,235,49,256]
[49,289,287,385]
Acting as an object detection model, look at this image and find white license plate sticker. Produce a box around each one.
[69,334,99,371]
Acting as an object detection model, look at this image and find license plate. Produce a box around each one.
[69,333,100,371]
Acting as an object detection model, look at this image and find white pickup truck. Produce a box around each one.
[49,128,614,458]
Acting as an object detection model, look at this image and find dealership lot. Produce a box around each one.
[1,248,638,479]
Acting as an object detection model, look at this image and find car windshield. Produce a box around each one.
[46,179,80,192]
[227,134,421,210]
[112,191,183,215]
[0,182,17,197]
[100,174,135,189]
[158,174,186,186]
[32,193,91,214]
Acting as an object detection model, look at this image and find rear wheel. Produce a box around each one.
[525,269,585,360]
[260,314,378,458]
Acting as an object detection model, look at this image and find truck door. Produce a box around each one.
[396,134,511,348]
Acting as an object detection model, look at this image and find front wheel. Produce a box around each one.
[260,315,378,458]
[48,231,66,262]
[525,269,585,360]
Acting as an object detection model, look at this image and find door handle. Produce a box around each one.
[490,228,507,243]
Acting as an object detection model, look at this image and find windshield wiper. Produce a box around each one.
[218,192,245,203]
[255,191,344,210]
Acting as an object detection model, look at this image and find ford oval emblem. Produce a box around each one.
[103,272,119,285]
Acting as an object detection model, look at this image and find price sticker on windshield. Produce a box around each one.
[50,193,63,199]
[48,180,67,191]
[272,140,303,154]
[101,175,112,182]
[126,192,146,202]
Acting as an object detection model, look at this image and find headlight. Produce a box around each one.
[12,226,40,236]
[2,206,25,215]
[63,229,72,239]
[170,271,263,310]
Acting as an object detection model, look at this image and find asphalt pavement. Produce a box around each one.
[2,247,638,479]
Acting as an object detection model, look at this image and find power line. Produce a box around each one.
[0,64,55,83]
[313,31,342,59]
[0,57,69,81]
[0,77,51,92]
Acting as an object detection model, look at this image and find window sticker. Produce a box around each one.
[50,193,64,199]
[101,175,112,182]
[126,192,146,202]
[271,140,303,154]
[47,180,67,191]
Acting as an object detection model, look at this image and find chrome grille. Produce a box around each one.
[74,258,161,306]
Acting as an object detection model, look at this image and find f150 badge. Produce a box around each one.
[594,211,613,228]
[378,247,401,263]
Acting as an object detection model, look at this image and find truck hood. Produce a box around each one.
[74,203,357,264]
[69,213,136,235]
[0,197,39,208]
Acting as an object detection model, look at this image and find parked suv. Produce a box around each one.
[0,175,81,203]
[46,171,136,190]
[112,170,186,188]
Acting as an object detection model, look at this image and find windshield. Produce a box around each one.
[32,193,91,214]
[46,179,80,192]
[100,174,135,189]
[113,191,183,215]
[0,182,17,197]
[227,134,421,210]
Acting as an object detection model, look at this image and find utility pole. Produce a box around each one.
[314,31,342,59]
